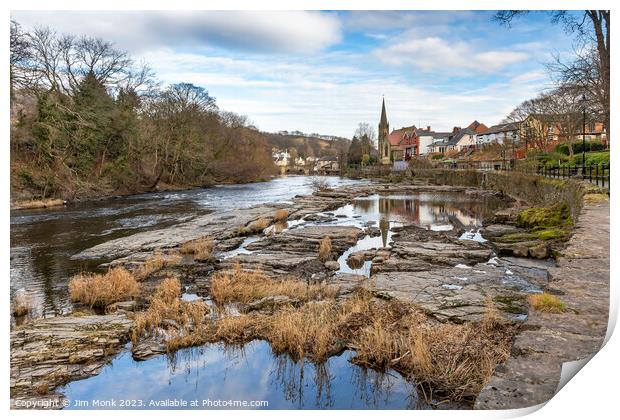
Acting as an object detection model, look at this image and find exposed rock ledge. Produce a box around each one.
[10,314,133,409]
[475,198,609,409]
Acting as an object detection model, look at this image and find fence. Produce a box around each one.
[535,163,610,188]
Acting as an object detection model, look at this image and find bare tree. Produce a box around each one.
[495,10,610,140]
[354,122,377,146]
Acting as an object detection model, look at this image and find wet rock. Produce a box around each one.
[330,273,370,295]
[494,241,540,258]
[482,224,525,239]
[528,243,549,259]
[132,339,167,361]
[10,314,133,406]
[476,200,609,410]
[366,227,381,237]
[220,225,364,278]
[346,252,366,269]
[324,261,340,271]
[108,300,137,312]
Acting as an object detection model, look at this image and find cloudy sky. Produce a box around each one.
[12,10,579,137]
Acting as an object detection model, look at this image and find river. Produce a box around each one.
[10,176,368,319]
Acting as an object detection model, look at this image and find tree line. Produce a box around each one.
[10,21,276,199]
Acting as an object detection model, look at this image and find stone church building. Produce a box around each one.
[378,98,420,164]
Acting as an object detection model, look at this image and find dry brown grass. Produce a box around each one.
[527,292,567,313]
[180,236,214,261]
[265,221,287,236]
[273,209,290,222]
[318,236,332,262]
[136,281,515,401]
[350,300,515,400]
[11,291,34,317]
[69,267,140,308]
[12,198,65,210]
[210,264,338,306]
[133,252,165,281]
[238,217,271,235]
[132,277,210,351]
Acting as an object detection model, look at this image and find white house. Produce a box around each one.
[476,122,520,146]
[272,150,291,167]
[452,128,477,151]
[415,127,451,155]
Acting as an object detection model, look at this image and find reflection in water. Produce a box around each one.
[353,193,504,233]
[10,176,367,320]
[337,193,506,276]
[60,341,423,410]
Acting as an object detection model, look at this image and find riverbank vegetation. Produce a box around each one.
[130,271,515,401]
[10,21,277,201]
[527,293,567,313]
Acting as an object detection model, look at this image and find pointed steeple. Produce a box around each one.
[380,97,388,127]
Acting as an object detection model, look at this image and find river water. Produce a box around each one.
[10,176,368,319]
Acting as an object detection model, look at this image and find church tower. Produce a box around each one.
[378,97,390,164]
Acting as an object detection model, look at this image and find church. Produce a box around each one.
[377,98,420,164]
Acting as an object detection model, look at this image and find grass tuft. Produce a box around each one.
[11,291,34,317]
[132,277,210,351]
[180,237,214,261]
[273,209,290,222]
[12,198,65,210]
[210,264,338,306]
[527,292,567,313]
[238,217,271,236]
[69,267,140,308]
[318,236,332,262]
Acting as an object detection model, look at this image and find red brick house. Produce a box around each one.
[387,125,420,161]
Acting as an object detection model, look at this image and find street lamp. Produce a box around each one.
[580,94,587,175]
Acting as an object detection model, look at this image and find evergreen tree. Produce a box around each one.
[347,136,363,165]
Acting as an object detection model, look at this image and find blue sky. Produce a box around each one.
[12,10,580,137]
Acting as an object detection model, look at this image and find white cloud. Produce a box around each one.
[375,36,528,74]
[139,49,545,137]
[11,11,342,54]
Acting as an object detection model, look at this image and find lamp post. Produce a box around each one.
[580,94,587,175]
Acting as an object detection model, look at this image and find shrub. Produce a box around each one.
[310,178,331,192]
[527,293,566,313]
[318,236,332,262]
[69,267,140,308]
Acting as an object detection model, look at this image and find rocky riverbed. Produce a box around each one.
[10,181,573,408]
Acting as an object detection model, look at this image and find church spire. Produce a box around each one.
[379,97,388,127]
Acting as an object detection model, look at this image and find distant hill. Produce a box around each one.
[262,132,351,158]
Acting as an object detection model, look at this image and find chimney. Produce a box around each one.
[426,125,431,131]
